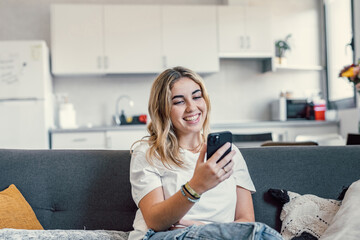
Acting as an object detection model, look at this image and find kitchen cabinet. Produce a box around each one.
[51,4,104,74]
[50,128,147,150]
[217,6,273,58]
[103,5,163,73]
[51,4,219,74]
[51,132,107,149]
[51,4,163,74]
[162,5,219,72]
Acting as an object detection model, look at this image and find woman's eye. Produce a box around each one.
[193,96,202,100]
[173,100,184,105]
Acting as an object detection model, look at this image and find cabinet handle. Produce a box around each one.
[104,56,109,69]
[97,56,102,69]
[72,138,87,142]
[240,36,244,49]
[162,56,167,68]
[106,136,112,149]
[246,36,251,49]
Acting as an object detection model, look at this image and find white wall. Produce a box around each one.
[0,0,325,127]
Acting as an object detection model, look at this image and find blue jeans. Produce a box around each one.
[143,222,284,240]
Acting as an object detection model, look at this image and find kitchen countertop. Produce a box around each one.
[50,120,339,133]
[211,120,339,128]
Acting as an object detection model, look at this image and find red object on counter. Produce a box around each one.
[139,114,147,123]
[314,101,326,121]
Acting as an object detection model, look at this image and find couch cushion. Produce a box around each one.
[0,184,43,230]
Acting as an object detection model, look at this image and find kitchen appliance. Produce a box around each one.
[58,101,77,129]
[0,41,53,149]
[271,98,312,121]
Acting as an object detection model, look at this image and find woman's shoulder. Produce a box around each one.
[131,140,167,172]
[130,141,152,169]
[132,140,150,154]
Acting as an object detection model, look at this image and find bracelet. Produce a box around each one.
[183,183,200,200]
[180,185,200,203]
[184,182,201,199]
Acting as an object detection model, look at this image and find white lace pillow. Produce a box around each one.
[320,179,360,240]
[268,189,341,240]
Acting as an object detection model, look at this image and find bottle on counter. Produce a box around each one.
[313,98,326,121]
[279,90,287,121]
[271,90,287,121]
[58,96,77,129]
[120,110,127,125]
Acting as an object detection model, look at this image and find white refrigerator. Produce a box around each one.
[0,41,53,149]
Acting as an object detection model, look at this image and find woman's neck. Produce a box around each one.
[178,133,203,153]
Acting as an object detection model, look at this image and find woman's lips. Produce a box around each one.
[183,113,201,123]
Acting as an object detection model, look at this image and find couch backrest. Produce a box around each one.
[240,146,360,231]
[0,149,137,231]
[0,146,359,231]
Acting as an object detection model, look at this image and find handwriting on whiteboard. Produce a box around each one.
[0,53,27,85]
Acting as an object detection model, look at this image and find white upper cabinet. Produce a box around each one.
[245,7,273,55]
[218,6,273,58]
[51,4,219,74]
[51,4,104,74]
[162,6,219,73]
[104,5,163,73]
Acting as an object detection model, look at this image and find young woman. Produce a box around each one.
[129,67,283,240]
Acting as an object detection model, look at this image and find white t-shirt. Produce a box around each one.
[128,142,256,240]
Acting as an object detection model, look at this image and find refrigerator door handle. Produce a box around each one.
[0,98,44,102]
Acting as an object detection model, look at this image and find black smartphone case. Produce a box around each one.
[206,131,232,163]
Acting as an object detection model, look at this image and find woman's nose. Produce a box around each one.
[186,100,196,112]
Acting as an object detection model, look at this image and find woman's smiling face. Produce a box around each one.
[170,77,207,137]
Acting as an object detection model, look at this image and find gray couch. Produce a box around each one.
[0,146,359,235]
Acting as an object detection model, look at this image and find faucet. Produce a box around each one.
[114,95,134,125]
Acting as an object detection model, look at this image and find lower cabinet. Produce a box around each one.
[51,129,148,150]
[51,132,107,149]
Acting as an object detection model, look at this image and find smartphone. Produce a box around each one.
[206,131,232,163]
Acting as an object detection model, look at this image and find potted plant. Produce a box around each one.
[275,34,292,65]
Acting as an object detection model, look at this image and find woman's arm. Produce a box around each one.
[139,186,195,231]
[234,186,255,222]
[139,143,235,231]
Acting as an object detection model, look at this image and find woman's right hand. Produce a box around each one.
[188,142,235,195]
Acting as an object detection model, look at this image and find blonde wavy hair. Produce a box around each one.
[138,66,211,168]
